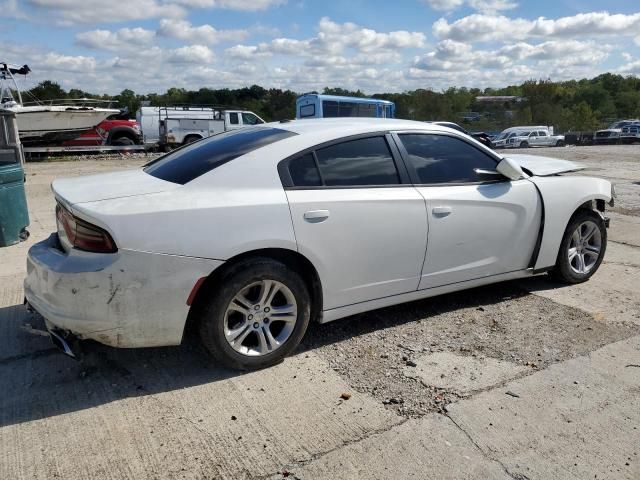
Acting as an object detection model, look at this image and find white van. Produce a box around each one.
[136,106,264,147]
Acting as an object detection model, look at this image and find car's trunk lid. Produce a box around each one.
[504,154,586,176]
[52,169,179,205]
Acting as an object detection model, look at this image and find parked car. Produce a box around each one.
[594,120,640,145]
[430,121,493,148]
[620,122,640,144]
[63,118,141,146]
[25,119,614,370]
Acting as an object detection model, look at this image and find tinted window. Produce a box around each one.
[145,127,297,185]
[357,103,377,117]
[538,131,548,136]
[299,104,315,118]
[400,134,498,184]
[315,136,399,186]
[229,112,239,125]
[288,153,322,187]
[322,100,339,117]
[339,102,357,117]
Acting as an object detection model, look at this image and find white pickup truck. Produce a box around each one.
[498,127,565,149]
[137,106,265,148]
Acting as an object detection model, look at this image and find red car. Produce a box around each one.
[63,119,141,146]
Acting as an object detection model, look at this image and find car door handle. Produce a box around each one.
[432,206,452,216]
[304,210,330,223]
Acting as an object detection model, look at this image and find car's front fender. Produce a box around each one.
[529,175,612,270]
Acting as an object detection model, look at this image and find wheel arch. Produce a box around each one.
[106,126,139,145]
[183,134,204,144]
[531,175,612,271]
[185,247,324,334]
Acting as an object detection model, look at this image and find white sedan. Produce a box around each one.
[25,118,614,369]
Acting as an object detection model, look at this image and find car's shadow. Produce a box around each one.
[0,279,537,428]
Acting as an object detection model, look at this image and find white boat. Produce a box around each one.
[1,63,120,145]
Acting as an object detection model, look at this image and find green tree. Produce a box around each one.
[27,80,66,102]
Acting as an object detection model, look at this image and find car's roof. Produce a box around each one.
[269,117,453,136]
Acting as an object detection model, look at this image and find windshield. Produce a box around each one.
[145,127,297,185]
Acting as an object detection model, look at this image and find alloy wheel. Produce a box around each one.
[223,280,297,357]
[568,220,602,275]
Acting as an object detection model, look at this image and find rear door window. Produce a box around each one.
[399,134,498,184]
[314,136,400,186]
[145,127,297,184]
[288,153,322,187]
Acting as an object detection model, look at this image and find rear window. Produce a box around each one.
[144,127,297,184]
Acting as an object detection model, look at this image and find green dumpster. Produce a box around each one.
[0,109,29,247]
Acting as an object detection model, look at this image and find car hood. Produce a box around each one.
[504,154,586,176]
[52,169,179,205]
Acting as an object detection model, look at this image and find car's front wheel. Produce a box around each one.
[198,259,311,370]
[553,210,607,284]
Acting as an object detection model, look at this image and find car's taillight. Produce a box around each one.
[56,204,117,253]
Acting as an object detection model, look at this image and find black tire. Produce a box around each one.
[556,140,565,147]
[110,136,135,146]
[552,209,607,284]
[198,258,311,370]
[520,141,529,148]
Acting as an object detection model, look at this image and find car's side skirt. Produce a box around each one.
[320,269,534,323]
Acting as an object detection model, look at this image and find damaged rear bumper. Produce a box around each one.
[24,234,223,348]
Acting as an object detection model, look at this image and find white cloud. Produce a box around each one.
[619,59,640,75]
[313,17,426,53]
[225,17,425,60]
[0,0,28,19]
[421,0,516,13]
[76,28,155,51]
[167,45,215,63]
[434,12,640,43]
[171,0,285,10]
[26,0,186,25]
[20,0,285,25]
[157,19,248,44]
[413,38,610,81]
[39,52,97,72]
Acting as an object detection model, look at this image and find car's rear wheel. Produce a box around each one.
[556,140,565,147]
[552,210,607,284]
[198,259,311,370]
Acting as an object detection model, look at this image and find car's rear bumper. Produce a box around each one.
[24,234,223,348]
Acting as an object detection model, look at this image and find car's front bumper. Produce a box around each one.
[24,234,223,348]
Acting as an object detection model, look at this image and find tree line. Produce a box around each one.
[25,73,640,133]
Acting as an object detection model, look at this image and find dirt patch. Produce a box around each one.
[301,282,639,418]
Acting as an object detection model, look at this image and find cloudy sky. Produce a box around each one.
[1,0,640,95]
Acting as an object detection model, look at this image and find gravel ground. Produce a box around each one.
[302,282,639,418]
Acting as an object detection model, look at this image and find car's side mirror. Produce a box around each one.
[496,157,525,180]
